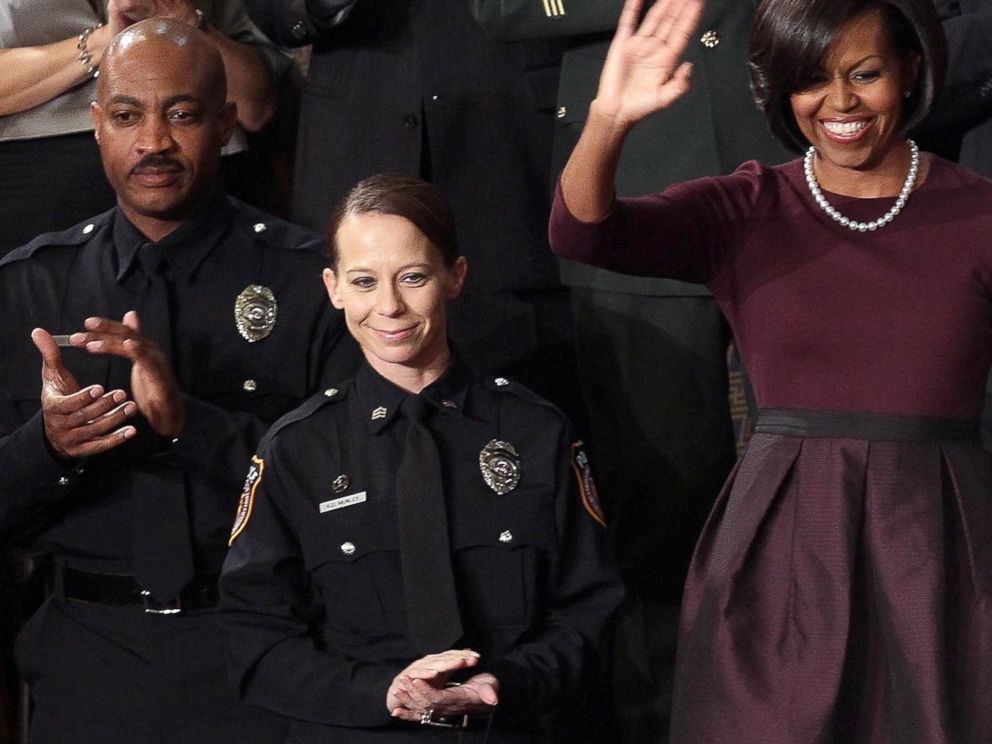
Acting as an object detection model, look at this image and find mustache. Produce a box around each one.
[131,155,182,173]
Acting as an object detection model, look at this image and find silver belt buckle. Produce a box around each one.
[140,590,182,615]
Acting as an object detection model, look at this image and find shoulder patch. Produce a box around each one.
[230,455,264,544]
[571,441,606,527]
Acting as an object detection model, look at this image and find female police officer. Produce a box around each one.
[218,174,623,742]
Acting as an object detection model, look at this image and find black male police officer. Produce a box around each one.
[0,18,358,743]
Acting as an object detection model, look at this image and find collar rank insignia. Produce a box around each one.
[235,285,277,343]
[479,439,521,495]
[371,406,388,421]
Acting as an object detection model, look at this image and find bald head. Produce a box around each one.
[89,16,238,242]
[98,18,227,109]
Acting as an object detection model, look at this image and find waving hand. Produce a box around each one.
[596,0,703,127]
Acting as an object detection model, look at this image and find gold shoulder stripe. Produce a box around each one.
[542,0,566,17]
[229,455,264,544]
[570,441,606,527]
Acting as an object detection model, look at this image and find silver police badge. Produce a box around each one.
[235,285,277,343]
[479,439,521,495]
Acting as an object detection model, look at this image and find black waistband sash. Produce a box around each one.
[755,408,980,443]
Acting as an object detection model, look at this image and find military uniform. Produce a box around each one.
[0,196,360,742]
[472,1,794,740]
[219,359,623,743]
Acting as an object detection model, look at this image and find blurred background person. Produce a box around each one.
[0,0,286,256]
[922,0,992,176]
[919,2,992,450]
[551,0,992,740]
[219,174,623,743]
[471,0,791,740]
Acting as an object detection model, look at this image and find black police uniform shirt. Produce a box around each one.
[0,195,359,570]
[219,358,623,740]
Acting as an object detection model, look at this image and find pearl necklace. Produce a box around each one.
[804,140,919,232]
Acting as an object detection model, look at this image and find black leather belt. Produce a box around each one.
[62,566,219,614]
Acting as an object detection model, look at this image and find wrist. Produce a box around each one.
[76,23,105,80]
[587,99,637,139]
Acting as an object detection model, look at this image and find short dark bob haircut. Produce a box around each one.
[325,173,460,270]
[749,0,947,153]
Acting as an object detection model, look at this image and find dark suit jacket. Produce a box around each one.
[923,0,992,177]
[473,0,793,296]
[245,0,566,296]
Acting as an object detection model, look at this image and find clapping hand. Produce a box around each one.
[68,311,185,438]
[386,649,499,722]
[31,328,137,459]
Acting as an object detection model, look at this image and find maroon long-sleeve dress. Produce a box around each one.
[550,155,992,743]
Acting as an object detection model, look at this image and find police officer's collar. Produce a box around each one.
[113,191,234,284]
[356,352,472,434]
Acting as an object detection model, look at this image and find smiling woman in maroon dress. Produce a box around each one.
[549,0,992,741]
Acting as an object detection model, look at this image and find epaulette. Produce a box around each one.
[483,374,565,417]
[259,381,354,447]
[227,197,324,255]
[0,209,114,268]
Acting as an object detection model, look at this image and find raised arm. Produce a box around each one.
[559,0,702,221]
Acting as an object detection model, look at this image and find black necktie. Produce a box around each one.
[396,395,463,654]
[131,244,194,604]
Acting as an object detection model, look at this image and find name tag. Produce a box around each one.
[319,492,367,513]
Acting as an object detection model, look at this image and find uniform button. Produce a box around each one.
[75,466,85,475]
[253,222,267,233]
[700,30,720,48]
[494,377,509,387]
[291,20,307,39]
[499,530,513,544]
[341,542,356,555]
[243,379,257,392]
[556,106,567,119]
[58,476,70,486]
[324,388,338,397]
[402,114,419,129]
[82,224,95,234]
[431,94,439,101]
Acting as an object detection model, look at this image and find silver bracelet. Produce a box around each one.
[77,23,103,79]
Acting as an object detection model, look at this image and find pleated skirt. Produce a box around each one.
[669,409,992,744]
